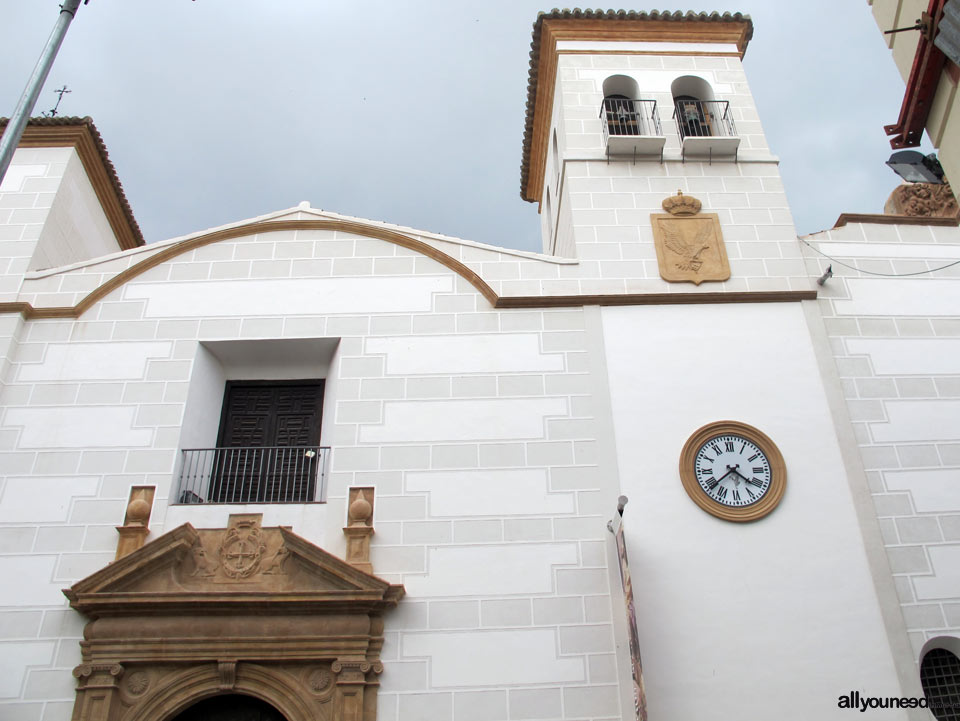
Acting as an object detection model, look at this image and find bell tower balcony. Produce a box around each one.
[600,97,666,159]
[673,98,740,161]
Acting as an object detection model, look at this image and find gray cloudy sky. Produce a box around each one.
[0,1,932,252]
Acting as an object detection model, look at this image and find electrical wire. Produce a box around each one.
[800,238,960,277]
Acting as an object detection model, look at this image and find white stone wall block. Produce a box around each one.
[885,469,960,512]
[366,334,563,376]
[360,398,567,443]
[402,629,585,687]
[5,407,152,449]
[124,276,453,317]
[0,477,99,523]
[0,165,46,193]
[404,543,578,597]
[0,557,62,606]
[870,400,960,442]
[846,338,960,375]
[406,469,575,517]
[834,278,960,316]
[0,641,56,699]
[914,545,960,600]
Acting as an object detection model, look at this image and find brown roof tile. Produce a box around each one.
[0,116,144,248]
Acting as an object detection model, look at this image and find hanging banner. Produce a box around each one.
[614,516,649,721]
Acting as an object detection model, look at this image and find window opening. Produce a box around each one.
[177,380,327,504]
[921,647,960,721]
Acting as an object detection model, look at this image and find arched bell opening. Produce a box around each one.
[601,74,641,137]
[671,75,717,138]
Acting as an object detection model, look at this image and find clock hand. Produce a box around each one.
[723,464,746,486]
[715,466,738,483]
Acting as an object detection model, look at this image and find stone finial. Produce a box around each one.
[115,486,155,560]
[348,489,373,526]
[662,190,702,216]
[343,487,375,573]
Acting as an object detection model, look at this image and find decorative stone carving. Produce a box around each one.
[307,667,332,694]
[190,541,218,577]
[884,182,959,218]
[218,661,237,690]
[651,191,730,285]
[73,662,125,681]
[218,515,266,579]
[262,543,291,575]
[63,517,404,721]
[71,664,126,721]
[343,487,375,574]
[115,486,155,560]
[661,189,702,216]
[125,670,149,696]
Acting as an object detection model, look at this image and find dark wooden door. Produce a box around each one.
[212,381,324,503]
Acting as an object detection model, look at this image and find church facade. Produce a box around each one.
[0,10,957,721]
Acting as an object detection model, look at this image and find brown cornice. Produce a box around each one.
[0,219,500,319]
[832,212,960,228]
[495,290,816,308]
[0,117,144,250]
[0,214,815,320]
[519,10,753,204]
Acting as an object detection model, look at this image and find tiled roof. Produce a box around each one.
[519,9,754,201]
[0,116,144,248]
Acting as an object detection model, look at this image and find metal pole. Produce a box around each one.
[0,0,85,188]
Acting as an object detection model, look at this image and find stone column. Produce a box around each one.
[71,663,124,721]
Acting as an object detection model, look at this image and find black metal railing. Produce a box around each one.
[175,446,329,504]
[600,98,662,141]
[673,99,737,141]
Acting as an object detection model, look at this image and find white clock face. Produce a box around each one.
[694,434,771,507]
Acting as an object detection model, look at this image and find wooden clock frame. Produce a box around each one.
[679,420,787,522]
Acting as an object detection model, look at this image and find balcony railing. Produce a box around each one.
[175,446,330,504]
[601,98,662,138]
[673,99,739,160]
[600,98,665,159]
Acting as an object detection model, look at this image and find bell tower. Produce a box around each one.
[520,10,808,298]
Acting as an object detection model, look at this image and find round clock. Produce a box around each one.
[679,421,786,522]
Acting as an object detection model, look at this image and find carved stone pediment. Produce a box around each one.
[63,514,403,721]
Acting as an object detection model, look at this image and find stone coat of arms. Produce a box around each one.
[651,191,730,285]
[219,516,266,578]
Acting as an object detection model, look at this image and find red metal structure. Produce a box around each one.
[885,0,949,148]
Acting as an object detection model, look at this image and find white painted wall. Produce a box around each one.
[0,228,615,721]
[31,150,120,271]
[601,302,906,720]
[803,220,960,674]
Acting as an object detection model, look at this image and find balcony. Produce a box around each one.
[175,446,330,504]
[600,98,665,159]
[673,99,740,161]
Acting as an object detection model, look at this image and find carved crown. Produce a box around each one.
[662,190,702,216]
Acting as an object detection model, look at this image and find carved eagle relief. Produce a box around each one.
[660,220,713,272]
[651,193,730,285]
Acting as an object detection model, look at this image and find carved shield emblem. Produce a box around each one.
[219,519,266,579]
[651,192,730,285]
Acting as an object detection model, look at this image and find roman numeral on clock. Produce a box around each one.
[715,486,728,500]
